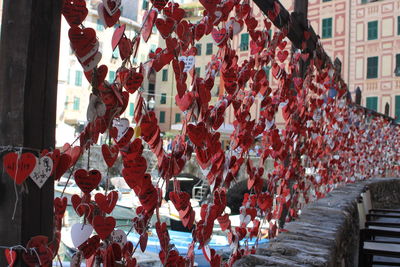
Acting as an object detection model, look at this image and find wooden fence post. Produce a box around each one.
[0,0,62,265]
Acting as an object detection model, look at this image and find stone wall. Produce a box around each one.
[233,178,400,267]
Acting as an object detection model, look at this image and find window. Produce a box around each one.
[65,96,69,109]
[206,43,213,55]
[73,97,80,111]
[367,56,378,79]
[175,113,181,123]
[398,16,400,35]
[366,96,378,112]
[195,44,202,55]
[142,0,148,10]
[395,95,400,122]
[396,54,400,77]
[322,18,333,39]
[263,66,270,80]
[160,93,167,104]
[109,71,116,82]
[75,70,82,86]
[195,67,200,76]
[129,103,134,116]
[150,44,156,53]
[240,33,249,51]
[159,111,165,123]
[367,21,378,40]
[112,49,119,59]
[322,0,331,2]
[96,19,103,31]
[148,83,155,97]
[162,69,168,81]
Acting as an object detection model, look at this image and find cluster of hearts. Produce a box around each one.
[2,0,400,265]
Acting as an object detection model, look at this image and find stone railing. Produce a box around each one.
[233,178,400,267]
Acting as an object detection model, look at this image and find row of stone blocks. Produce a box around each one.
[233,178,400,267]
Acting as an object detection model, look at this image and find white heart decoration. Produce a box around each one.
[178,56,195,73]
[30,156,52,188]
[226,18,243,36]
[71,223,93,248]
[87,93,107,122]
[81,52,102,72]
[98,4,107,28]
[112,118,130,142]
[110,229,127,247]
[102,0,121,16]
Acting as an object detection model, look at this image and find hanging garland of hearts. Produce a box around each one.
[1,0,400,266]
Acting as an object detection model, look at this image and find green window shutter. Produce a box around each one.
[368,21,378,40]
[195,67,200,76]
[175,113,181,123]
[159,111,165,123]
[160,93,167,104]
[367,56,378,79]
[75,70,82,86]
[195,44,202,55]
[162,69,168,81]
[322,0,331,2]
[322,18,333,39]
[366,97,378,112]
[206,43,213,55]
[240,33,249,51]
[109,71,116,83]
[395,54,400,77]
[150,44,156,53]
[97,19,103,31]
[129,103,134,116]
[142,0,148,10]
[73,97,80,111]
[65,96,69,109]
[395,95,400,122]
[398,16,400,35]
[263,66,270,80]
[112,49,119,59]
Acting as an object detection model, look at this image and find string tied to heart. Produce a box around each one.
[11,148,23,221]
[30,247,42,266]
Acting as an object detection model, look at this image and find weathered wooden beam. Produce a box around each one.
[0,0,62,265]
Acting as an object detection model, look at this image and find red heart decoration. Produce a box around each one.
[155,17,176,39]
[95,191,118,214]
[199,0,219,13]
[68,27,97,58]
[54,153,72,180]
[62,0,88,26]
[175,92,194,112]
[150,0,168,11]
[99,3,121,28]
[3,152,37,185]
[123,70,143,94]
[277,50,289,63]
[164,4,185,22]
[66,145,82,167]
[92,215,116,240]
[116,127,134,148]
[112,24,126,51]
[211,28,227,45]
[74,169,102,194]
[187,122,207,147]
[54,197,68,218]
[118,36,133,61]
[141,9,158,42]
[101,144,119,167]
[22,236,53,267]
[5,248,17,267]
[84,64,108,84]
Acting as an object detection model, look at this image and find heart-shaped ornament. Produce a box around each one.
[3,152,37,185]
[74,169,102,194]
[5,248,17,267]
[112,118,130,142]
[30,156,53,188]
[71,223,94,248]
[93,215,116,240]
[111,229,128,247]
[178,56,195,72]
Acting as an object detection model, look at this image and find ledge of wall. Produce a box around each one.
[233,178,400,267]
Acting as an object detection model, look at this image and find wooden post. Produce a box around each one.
[0,0,62,265]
